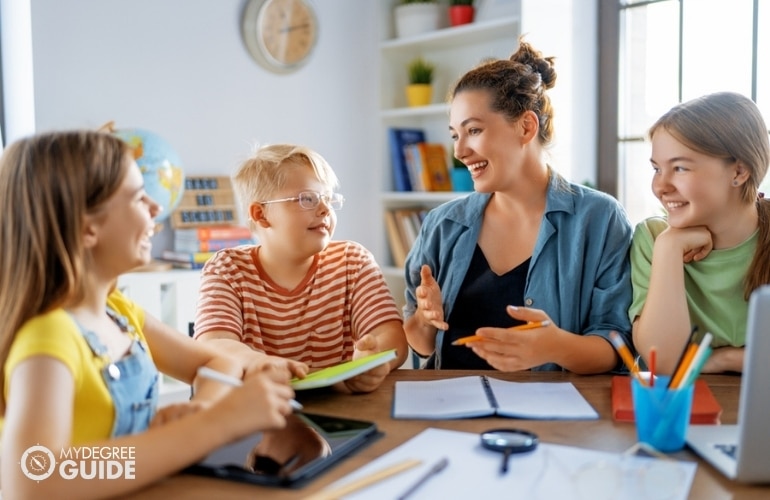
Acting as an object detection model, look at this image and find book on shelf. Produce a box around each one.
[403,142,453,192]
[173,237,254,253]
[393,375,599,420]
[387,127,425,192]
[610,375,722,424]
[160,250,216,270]
[173,225,253,241]
[383,210,408,268]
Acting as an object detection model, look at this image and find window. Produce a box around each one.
[600,0,770,224]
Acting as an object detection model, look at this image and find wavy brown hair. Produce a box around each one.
[648,92,770,299]
[449,36,557,147]
[0,130,131,412]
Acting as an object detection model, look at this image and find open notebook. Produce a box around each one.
[392,375,598,420]
[686,285,770,483]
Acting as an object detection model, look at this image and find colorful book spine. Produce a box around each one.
[174,225,253,241]
[388,127,426,192]
[173,238,254,253]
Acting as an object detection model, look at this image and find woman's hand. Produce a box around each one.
[415,265,449,331]
[466,306,557,372]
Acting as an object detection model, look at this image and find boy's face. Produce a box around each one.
[256,162,338,260]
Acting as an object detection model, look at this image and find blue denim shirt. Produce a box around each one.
[403,174,634,371]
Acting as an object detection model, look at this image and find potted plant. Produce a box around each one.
[394,0,441,38]
[449,0,475,27]
[405,57,434,107]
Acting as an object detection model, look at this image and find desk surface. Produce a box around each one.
[127,370,767,500]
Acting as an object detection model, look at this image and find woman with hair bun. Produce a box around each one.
[403,38,634,372]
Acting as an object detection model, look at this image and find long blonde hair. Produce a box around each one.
[0,130,131,412]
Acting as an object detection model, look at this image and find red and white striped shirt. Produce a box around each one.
[194,240,402,368]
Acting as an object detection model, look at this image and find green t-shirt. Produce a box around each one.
[629,217,756,348]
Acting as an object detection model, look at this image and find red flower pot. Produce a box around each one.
[449,6,475,27]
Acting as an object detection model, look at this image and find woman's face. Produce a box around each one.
[449,90,525,193]
[650,129,740,229]
[90,160,161,275]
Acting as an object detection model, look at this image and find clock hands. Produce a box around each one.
[280,22,310,33]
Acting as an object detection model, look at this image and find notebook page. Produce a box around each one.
[393,376,494,419]
[487,378,599,420]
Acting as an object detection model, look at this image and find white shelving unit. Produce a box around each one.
[377,7,522,310]
[117,269,201,405]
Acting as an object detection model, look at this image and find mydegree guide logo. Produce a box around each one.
[20,444,136,481]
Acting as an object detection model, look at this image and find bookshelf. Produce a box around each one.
[377,3,521,308]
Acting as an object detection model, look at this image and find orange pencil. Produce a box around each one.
[649,346,657,388]
[451,320,551,346]
[668,343,698,389]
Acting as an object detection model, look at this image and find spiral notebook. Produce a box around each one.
[392,375,598,420]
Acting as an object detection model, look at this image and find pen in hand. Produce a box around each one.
[397,457,449,500]
[452,320,551,346]
[196,366,304,412]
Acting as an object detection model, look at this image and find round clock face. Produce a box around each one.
[242,0,319,74]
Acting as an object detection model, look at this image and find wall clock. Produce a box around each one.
[241,0,319,74]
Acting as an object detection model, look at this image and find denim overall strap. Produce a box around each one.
[77,310,159,437]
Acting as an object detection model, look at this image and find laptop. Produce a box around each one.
[686,285,770,483]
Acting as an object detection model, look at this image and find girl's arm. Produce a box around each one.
[143,313,307,402]
[1,355,293,500]
[633,227,712,374]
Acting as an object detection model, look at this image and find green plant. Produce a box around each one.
[450,0,474,5]
[407,57,434,84]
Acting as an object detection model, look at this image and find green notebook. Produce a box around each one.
[290,349,397,390]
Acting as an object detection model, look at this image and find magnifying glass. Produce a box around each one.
[480,428,539,475]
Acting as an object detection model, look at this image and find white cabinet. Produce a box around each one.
[377,11,522,309]
[117,269,201,405]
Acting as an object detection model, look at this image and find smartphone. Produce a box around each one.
[184,412,381,488]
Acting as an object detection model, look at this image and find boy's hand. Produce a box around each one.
[343,334,389,393]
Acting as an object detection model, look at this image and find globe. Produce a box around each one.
[113,128,185,223]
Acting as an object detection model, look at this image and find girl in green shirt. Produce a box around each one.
[631,92,770,375]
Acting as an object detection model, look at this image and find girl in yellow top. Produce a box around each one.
[0,130,301,499]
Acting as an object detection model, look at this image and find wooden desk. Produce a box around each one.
[127,370,768,499]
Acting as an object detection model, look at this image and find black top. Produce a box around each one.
[434,244,530,369]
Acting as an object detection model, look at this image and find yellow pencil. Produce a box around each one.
[451,320,551,346]
[305,458,422,500]
[609,331,648,386]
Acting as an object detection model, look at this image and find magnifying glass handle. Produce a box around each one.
[500,448,512,475]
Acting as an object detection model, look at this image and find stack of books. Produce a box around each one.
[162,225,254,269]
[164,175,255,269]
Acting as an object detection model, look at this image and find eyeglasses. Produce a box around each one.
[259,191,344,210]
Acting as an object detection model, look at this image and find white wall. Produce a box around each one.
[29,0,378,254]
[27,0,597,258]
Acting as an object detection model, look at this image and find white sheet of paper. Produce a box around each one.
[322,428,696,500]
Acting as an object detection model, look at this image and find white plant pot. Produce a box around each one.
[394,3,442,38]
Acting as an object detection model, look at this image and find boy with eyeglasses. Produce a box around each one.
[194,144,407,393]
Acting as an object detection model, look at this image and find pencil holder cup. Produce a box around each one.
[631,376,694,453]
